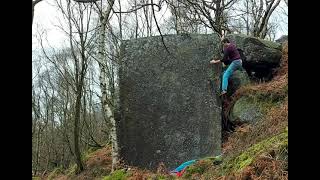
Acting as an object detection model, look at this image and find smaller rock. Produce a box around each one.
[276,35,288,44]
[230,96,264,123]
[227,70,251,96]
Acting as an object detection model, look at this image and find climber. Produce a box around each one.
[210,38,243,96]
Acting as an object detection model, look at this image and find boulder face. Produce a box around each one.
[226,34,282,80]
[118,34,222,170]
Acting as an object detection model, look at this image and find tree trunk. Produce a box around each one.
[252,0,264,36]
[118,0,122,40]
[246,0,249,35]
[174,2,180,34]
[144,4,150,36]
[97,15,119,174]
[74,85,84,173]
[95,0,117,171]
[215,0,222,36]
[258,0,280,39]
[34,125,42,176]
[135,0,138,38]
[98,47,119,172]
[32,5,34,25]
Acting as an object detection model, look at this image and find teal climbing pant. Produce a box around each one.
[222,59,242,92]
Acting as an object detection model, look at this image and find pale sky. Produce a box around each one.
[32,0,168,49]
[32,0,65,49]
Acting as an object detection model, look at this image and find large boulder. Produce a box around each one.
[118,34,222,170]
[226,34,282,80]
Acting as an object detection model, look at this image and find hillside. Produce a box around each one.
[36,41,288,180]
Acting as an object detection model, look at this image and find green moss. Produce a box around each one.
[65,164,77,177]
[227,33,281,49]
[183,158,212,178]
[32,177,40,180]
[284,84,288,94]
[92,167,109,177]
[102,169,127,180]
[155,175,169,180]
[232,95,278,123]
[220,129,288,175]
[260,38,281,49]
[156,175,166,180]
[237,90,286,115]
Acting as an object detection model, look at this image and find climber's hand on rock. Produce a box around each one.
[210,59,220,64]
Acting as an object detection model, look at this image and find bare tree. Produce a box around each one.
[34,49,99,175]
[32,81,45,176]
[166,0,197,34]
[241,0,250,35]
[134,0,139,38]
[42,0,95,173]
[32,59,77,175]
[33,1,107,172]
[227,0,282,39]
[251,0,281,39]
[34,0,170,174]
[170,0,238,37]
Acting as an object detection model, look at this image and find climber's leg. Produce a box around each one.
[221,59,242,94]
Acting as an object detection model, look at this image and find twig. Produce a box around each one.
[151,0,171,55]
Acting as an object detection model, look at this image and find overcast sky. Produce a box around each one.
[32,0,288,50]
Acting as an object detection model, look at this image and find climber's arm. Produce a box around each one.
[210,59,221,64]
[210,47,229,64]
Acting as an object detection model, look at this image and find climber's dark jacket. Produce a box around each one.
[221,43,241,65]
